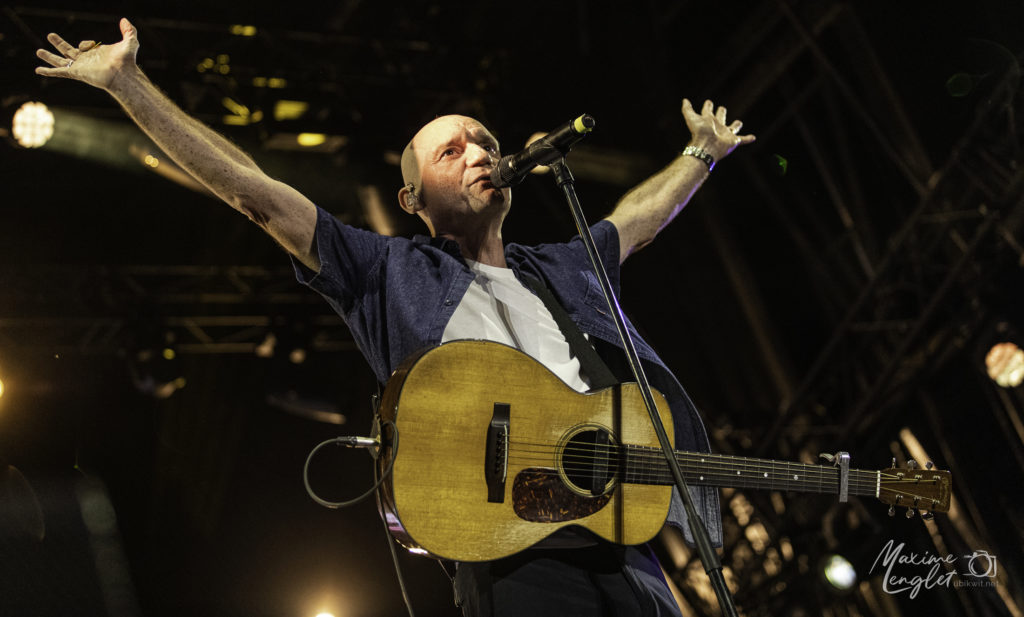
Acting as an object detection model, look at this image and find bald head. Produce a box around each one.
[396,114,509,238]
[400,115,495,191]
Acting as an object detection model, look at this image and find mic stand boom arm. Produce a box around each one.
[548,158,739,617]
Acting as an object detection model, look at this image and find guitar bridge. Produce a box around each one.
[485,403,510,503]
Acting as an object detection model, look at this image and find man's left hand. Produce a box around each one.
[682,98,756,162]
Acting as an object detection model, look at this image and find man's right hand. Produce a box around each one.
[36,17,139,91]
[33,17,321,272]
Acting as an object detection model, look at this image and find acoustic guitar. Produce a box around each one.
[376,340,952,562]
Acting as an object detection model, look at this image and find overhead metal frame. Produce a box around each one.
[659,2,1024,616]
[0,265,354,355]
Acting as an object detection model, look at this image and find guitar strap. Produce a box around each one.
[521,274,618,390]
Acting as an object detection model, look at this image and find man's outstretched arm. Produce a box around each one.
[605,99,755,264]
[36,18,321,271]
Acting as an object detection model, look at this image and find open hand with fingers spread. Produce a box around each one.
[682,98,756,164]
[36,17,140,91]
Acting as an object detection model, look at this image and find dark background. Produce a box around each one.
[1,1,1022,616]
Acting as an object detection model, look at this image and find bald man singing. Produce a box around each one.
[38,19,755,617]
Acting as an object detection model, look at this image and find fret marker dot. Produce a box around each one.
[793,475,798,480]
[701,458,705,463]
[763,472,768,478]
[700,476,704,481]
[736,471,741,475]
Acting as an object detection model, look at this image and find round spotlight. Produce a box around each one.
[822,554,857,591]
[12,101,55,148]
[985,342,1024,388]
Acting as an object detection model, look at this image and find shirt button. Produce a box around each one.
[444,299,453,306]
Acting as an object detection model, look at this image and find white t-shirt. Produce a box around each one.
[441,259,589,392]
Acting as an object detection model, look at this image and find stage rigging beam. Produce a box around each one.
[0,265,354,355]
[663,3,1023,616]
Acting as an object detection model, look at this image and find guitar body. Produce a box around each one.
[377,340,674,562]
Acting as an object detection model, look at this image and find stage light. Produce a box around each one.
[255,332,277,358]
[821,554,856,591]
[264,133,347,153]
[273,100,308,121]
[229,24,257,37]
[222,97,262,126]
[128,333,185,399]
[297,133,327,147]
[12,101,55,148]
[0,377,5,399]
[985,342,1024,387]
[289,347,307,364]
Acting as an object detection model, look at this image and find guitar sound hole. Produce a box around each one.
[560,428,619,496]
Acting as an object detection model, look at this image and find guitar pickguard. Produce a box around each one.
[512,468,611,522]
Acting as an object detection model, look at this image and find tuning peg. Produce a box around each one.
[888,505,896,517]
[920,511,934,521]
[819,453,835,463]
[907,460,918,470]
[926,461,934,470]
[890,457,896,469]
[906,508,915,518]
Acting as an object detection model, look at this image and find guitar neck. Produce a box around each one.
[623,445,878,498]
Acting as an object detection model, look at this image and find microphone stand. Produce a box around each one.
[548,158,739,617]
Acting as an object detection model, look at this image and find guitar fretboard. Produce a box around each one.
[622,445,879,498]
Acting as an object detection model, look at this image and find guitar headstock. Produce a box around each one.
[877,459,952,519]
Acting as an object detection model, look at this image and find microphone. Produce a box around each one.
[490,114,595,188]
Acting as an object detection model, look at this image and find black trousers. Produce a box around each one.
[453,543,678,617]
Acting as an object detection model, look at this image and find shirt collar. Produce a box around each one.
[412,233,464,259]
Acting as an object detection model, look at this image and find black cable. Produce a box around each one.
[302,419,397,509]
[303,419,415,616]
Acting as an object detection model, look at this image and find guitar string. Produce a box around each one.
[510,438,944,479]
[503,463,883,491]
[497,461,942,504]
[480,432,939,498]
[499,445,932,494]
[505,442,881,481]
[497,459,940,502]
[504,449,870,480]
[495,436,942,503]
[502,438,940,484]
[506,437,914,473]
[498,466,896,501]
[500,450,882,492]
[502,459,876,489]
[506,446,898,486]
